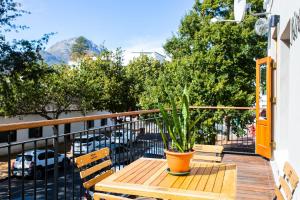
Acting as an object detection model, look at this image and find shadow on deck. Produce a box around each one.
[223,154,275,200]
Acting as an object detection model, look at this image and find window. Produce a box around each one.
[87,120,94,129]
[0,131,17,143]
[101,119,107,126]
[29,127,43,138]
[64,123,71,133]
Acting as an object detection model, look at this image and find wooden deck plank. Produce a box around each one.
[222,154,275,200]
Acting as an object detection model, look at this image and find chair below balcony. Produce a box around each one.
[193,144,224,162]
[274,162,299,200]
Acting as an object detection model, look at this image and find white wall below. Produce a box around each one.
[0,110,113,156]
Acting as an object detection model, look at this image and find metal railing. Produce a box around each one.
[0,107,255,199]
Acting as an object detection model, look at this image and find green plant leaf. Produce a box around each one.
[170,94,183,147]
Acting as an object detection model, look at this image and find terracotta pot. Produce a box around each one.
[164,149,195,173]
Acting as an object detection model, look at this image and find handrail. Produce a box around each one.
[0,106,255,132]
[190,106,256,110]
[0,109,160,132]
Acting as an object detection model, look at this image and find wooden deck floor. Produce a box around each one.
[223,154,275,200]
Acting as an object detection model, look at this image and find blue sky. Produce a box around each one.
[7,0,195,53]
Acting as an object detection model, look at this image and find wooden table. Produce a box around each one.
[95,158,237,200]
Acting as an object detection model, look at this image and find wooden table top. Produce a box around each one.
[95,158,237,200]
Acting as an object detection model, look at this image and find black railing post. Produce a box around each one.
[45,139,48,200]
[53,125,59,200]
[21,143,25,200]
[33,140,37,200]
[7,131,11,200]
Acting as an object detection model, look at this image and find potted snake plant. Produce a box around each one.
[157,87,201,174]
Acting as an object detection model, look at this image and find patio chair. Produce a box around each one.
[75,147,155,200]
[192,144,224,163]
[274,162,299,200]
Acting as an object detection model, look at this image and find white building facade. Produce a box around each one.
[268,0,300,198]
[0,111,114,156]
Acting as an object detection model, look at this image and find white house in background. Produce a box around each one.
[0,111,114,156]
[123,51,169,65]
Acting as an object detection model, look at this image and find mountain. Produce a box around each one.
[40,51,63,65]
[41,37,105,65]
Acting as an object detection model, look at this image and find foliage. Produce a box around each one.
[125,55,164,110]
[75,48,131,113]
[71,36,90,60]
[157,87,201,152]
[0,0,55,117]
[139,0,267,140]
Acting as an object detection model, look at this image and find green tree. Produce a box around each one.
[125,55,164,109]
[71,36,90,60]
[141,0,267,141]
[75,48,131,113]
[0,0,53,116]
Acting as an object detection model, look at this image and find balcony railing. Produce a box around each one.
[0,107,255,200]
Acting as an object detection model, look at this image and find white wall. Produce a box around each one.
[269,0,300,198]
[0,110,114,156]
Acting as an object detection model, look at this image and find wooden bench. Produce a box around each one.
[274,162,299,200]
[193,144,224,162]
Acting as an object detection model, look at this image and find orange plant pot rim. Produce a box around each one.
[164,149,195,156]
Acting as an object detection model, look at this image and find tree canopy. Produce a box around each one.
[71,36,90,60]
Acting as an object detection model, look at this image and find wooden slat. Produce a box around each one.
[188,163,208,190]
[220,164,236,199]
[274,186,284,200]
[136,161,166,184]
[114,159,146,182]
[97,181,226,200]
[93,192,132,200]
[204,165,220,192]
[143,163,168,186]
[212,165,226,193]
[75,147,110,168]
[120,160,156,183]
[194,164,213,191]
[193,144,224,154]
[171,163,197,189]
[130,160,162,184]
[80,159,112,178]
[283,162,299,190]
[193,155,222,162]
[279,176,292,200]
[149,169,168,187]
[179,162,202,190]
[158,173,179,188]
[83,169,114,189]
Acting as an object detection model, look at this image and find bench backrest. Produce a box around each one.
[275,162,299,200]
[193,144,224,162]
[75,147,114,189]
